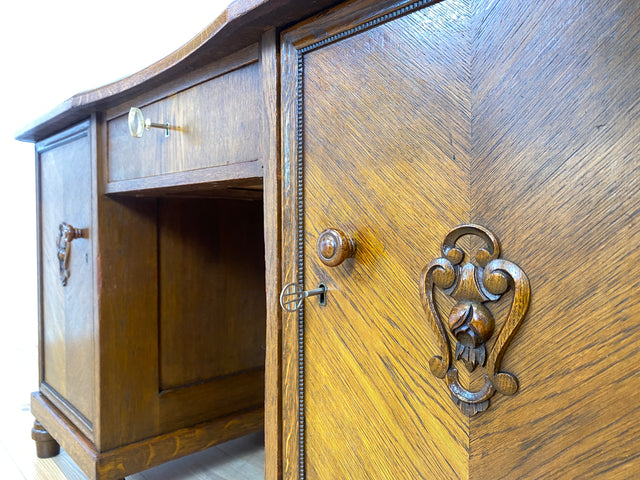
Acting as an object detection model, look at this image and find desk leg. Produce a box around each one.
[31,420,60,458]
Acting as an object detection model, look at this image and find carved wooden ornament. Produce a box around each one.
[420,224,530,416]
[56,222,85,286]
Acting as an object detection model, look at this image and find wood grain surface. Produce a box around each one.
[36,122,95,440]
[157,198,265,390]
[305,2,469,477]
[282,1,471,477]
[280,35,299,480]
[281,0,640,478]
[107,59,262,183]
[468,1,640,478]
[260,28,284,480]
[31,392,264,480]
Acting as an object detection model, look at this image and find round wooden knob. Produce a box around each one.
[317,228,355,267]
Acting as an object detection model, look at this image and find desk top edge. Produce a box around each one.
[16,0,342,143]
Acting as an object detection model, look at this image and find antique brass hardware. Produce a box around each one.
[57,222,86,286]
[128,107,173,138]
[317,228,356,267]
[280,283,327,312]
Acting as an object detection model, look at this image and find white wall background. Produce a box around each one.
[0,0,229,391]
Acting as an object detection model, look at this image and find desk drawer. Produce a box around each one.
[107,60,263,186]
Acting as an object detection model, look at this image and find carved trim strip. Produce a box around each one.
[420,224,531,416]
[293,1,439,477]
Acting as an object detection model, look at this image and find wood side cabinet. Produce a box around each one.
[18,3,341,478]
[30,101,267,479]
[18,7,291,480]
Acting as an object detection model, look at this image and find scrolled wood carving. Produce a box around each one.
[420,224,530,416]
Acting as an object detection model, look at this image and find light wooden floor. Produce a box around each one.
[0,327,265,480]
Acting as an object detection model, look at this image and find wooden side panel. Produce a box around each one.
[156,197,266,435]
[280,36,301,480]
[107,61,263,183]
[283,1,473,478]
[260,28,283,480]
[38,124,95,432]
[96,194,159,451]
[469,1,640,478]
[158,198,266,389]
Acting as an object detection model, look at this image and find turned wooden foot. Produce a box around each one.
[31,420,60,458]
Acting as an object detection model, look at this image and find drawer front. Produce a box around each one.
[37,122,94,436]
[107,61,262,183]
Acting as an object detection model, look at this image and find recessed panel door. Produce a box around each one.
[38,122,95,438]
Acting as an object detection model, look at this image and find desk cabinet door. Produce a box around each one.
[281,0,640,478]
[36,122,95,439]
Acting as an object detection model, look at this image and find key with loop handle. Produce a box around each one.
[279,282,327,312]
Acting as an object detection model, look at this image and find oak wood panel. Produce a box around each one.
[31,392,264,480]
[158,368,265,433]
[88,114,102,445]
[468,1,640,478]
[259,27,283,480]
[103,161,264,195]
[282,1,473,477]
[95,193,268,450]
[107,61,262,183]
[15,0,345,143]
[95,194,159,451]
[280,36,300,480]
[158,198,266,390]
[282,0,640,479]
[36,122,95,438]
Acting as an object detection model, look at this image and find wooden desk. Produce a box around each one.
[18,0,640,479]
[16,2,340,478]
